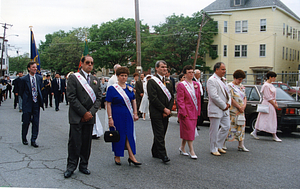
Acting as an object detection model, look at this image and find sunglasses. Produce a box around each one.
[85,61,94,65]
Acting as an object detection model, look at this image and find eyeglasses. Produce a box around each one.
[85,61,94,65]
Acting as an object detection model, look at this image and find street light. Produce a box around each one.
[0,33,18,76]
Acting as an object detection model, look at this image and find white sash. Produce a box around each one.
[228,83,245,99]
[74,73,96,103]
[112,84,133,117]
[214,76,231,97]
[182,81,198,111]
[152,76,172,101]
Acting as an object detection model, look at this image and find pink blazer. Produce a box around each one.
[177,81,201,120]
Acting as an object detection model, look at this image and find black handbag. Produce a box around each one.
[104,126,120,142]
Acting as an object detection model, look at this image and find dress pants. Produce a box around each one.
[14,93,18,108]
[209,115,230,153]
[150,116,169,158]
[54,91,61,110]
[18,96,23,110]
[67,123,93,172]
[22,102,40,142]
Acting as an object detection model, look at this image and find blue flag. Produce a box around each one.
[30,30,41,75]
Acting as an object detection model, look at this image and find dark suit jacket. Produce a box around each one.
[135,79,144,103]
[43,79,51,92]
[67,71,101,125]
[19,74,44,113]
[12,77,21,93]
[147,75,174,118]
[169,77,175,93]
[51,78,66,95]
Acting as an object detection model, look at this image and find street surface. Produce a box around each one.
[0,98,300,189]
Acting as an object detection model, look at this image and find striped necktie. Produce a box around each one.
[32,77,37,103]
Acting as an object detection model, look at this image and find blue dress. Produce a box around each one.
[106,84,136,157]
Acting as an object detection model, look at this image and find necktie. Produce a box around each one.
[57,79,61,91]
[32,77,37,103]
[87,74,90,85]
[162,77,166,86]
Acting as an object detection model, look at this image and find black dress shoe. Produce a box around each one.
[64,170,73,178]
[161,156,170,163]
[55,108,59,111]
[79,168,91,175]
[31,142,39,148]
[92,135,100,139]
[22,139,28,145]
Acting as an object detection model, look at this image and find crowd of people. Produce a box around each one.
[1,57,282,179]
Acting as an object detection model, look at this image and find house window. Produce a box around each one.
[242,45,247,57]
[290,49,292,60]
[298,31,300,41]
[224,45,227,57]
[282,47,285,59]
[286,25,289,37]
[2,59,5,65]
[235,45,241,57]
[242,21,248,32]
[224,21,228,33]
[235,0,241,6]
[290,27,292,38]
[260,19,266,31]
[235,20,248,33]
[293,50,294,61]
[283,23,285,35]
[298,51,299,62]
[235,45,247,57]
[293,28,296,39]
[260,44,266,57]
[210,45,218,57]
[286,48,288,60]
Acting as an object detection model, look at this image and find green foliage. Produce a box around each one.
[89,17,149,69]
[143,11,218,74]
[39,28,89,75]
[9,53,30,73]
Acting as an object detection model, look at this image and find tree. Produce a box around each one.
[9,53,30,73]
[39,28,89,75]
[89,17,149,70]
[144,11,218,74]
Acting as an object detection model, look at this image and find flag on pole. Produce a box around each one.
[30,27,41,75]
[78,39,89,72]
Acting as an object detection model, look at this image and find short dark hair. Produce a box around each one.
[213,62,224,72]
[133,73,139,77]
[81,55,92,63]
[27,61,36,69]
[46,74,50,77]
[55,73,60,76]
[178,73,185,81]
[182,65,193,74]
[266,71,277,79]
[167,68,171,73]
[155,60,167,68]
[233,69,246,79]
[116,67,130,76]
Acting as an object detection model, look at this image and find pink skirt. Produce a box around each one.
[180,118,197,141]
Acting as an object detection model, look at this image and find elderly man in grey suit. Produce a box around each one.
[207,62,231,156]
[64,55,101,178]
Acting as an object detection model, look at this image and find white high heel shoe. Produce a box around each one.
[238,146,249,152]
[179,148,188,156]
[188,152,197,159]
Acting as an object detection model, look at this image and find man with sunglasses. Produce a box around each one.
[64,55,101,178]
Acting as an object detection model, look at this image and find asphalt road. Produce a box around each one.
[0,98,300,189]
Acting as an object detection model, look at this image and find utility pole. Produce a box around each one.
[135,0,142,73]
[193,12,211,70]
[0,23,13,76]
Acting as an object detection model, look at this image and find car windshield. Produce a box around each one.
[275,87,295,101]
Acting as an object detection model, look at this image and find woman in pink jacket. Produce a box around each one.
[177,65,201,159]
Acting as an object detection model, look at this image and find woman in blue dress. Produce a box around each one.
[106,67,141,166]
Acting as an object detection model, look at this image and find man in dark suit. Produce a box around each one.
[64,55,101,178]
[51,73,65,111]
[193,69,205,130]
[12,72,23,109]
[19,62,44,148]
[135,73,144,118]
[166,69,175,93]
[147,60,174,163]
[43,75,51,108]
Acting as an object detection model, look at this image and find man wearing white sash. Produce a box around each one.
[64,55,101,178]
[147,60,174,163]
[207,62,231,156]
